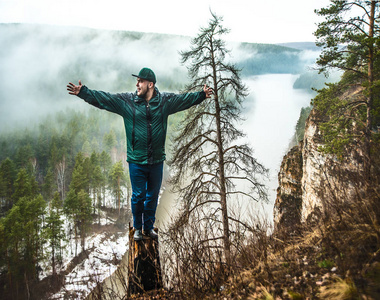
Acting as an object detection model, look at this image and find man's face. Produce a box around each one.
[136,78,150,98]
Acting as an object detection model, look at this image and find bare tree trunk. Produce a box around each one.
[365,0,376,178]
[24,272,30,300]
[52,245,56,276]
[30,157,37,175]
[75,225,78,256]
[81,226,85,251]
[6,249,13,298]
[56,157,66,200]
[211,39,231,267]
[118,177,121,215]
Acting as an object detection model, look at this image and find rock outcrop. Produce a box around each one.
[274,107,364,232]
[273,143,303,234]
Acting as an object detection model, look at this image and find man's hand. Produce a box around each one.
[203,84,213,98]
[67,80,83,95]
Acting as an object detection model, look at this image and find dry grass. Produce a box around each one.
[319,276,359,300]
[156,146,380,299]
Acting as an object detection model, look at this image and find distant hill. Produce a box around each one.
[276,42,319,51]
[235,42,309,76]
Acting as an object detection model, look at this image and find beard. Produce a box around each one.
[137,86,149,99]
[139,90,148,99]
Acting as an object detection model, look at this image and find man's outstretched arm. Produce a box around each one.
[165,84,213,115]
[66,80,131,115]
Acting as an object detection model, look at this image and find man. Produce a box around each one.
[67,67,212,241]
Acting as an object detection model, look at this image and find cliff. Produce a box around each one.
[273,143,303,234]
[274,107,365,232]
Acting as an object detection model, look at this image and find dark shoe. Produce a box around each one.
[144,229,158,239]
[134,229,143,241]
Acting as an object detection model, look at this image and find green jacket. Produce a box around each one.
[77,86,206,164]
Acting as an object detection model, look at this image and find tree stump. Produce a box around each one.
[127,226,162,296]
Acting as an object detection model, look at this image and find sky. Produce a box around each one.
[0,0,331,44]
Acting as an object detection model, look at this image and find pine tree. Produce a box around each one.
[15,144,35,172]
[0,158,16,210]
[314,0,380,175]
[169,12,268,267]
[77,189,92,250]
[21,194,46,281]
[99,151,112,205]
[49,142,67,200]
[45,192,65,275]
[64,152,93,254]
[109,161,127,215]
[64,189,80,255]
[68,152,89,193]
[0,220,5,280]
[89,152,100,213]
[1,193,46,294]
[42,167,56,201]
[13,168,39,204]
[82,140,92,157]
[103,129,117,153]
[91,154,104,216]
[1,204,23,293]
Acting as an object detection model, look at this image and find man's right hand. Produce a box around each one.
[67,80,83,95]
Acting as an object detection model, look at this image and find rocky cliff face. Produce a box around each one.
[273,143,303,234]
[299,109,327,223]
[274,108,363,232]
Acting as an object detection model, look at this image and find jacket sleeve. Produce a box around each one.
[77,85,130,115]
[164,91,206,115]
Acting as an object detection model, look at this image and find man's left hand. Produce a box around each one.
[203,85,213,98]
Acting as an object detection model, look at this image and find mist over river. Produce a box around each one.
[156,74,315,226]
[241,74,314,219]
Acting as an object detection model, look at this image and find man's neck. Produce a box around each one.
[145,89,156,102]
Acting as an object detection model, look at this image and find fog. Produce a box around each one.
[0,24,320,133]
[242,74,313,217]
[156,74,314,226]
[0,23,322,222]
[0,24,190,132]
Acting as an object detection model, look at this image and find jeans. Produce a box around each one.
[128,162,163,231]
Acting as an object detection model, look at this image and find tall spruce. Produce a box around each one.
[0,158,16,211]
[64,152,92,254]
[45,192,65,276]
[314,0,380,175]
[99,151,112,206]
[169,12,267,266]
[109,161,127,215]
[90,152,103,215]
[1,192,46,295]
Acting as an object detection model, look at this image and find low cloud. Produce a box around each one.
[0,24,192,131]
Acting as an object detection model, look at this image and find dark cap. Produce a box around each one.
[132,67,156,84]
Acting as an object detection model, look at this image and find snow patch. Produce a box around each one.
[49,229,129,299]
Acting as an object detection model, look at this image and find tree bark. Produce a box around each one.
[365,0,376,178]
[127,227,162,296]
[117,177,121,215]
[210,37,231,267]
